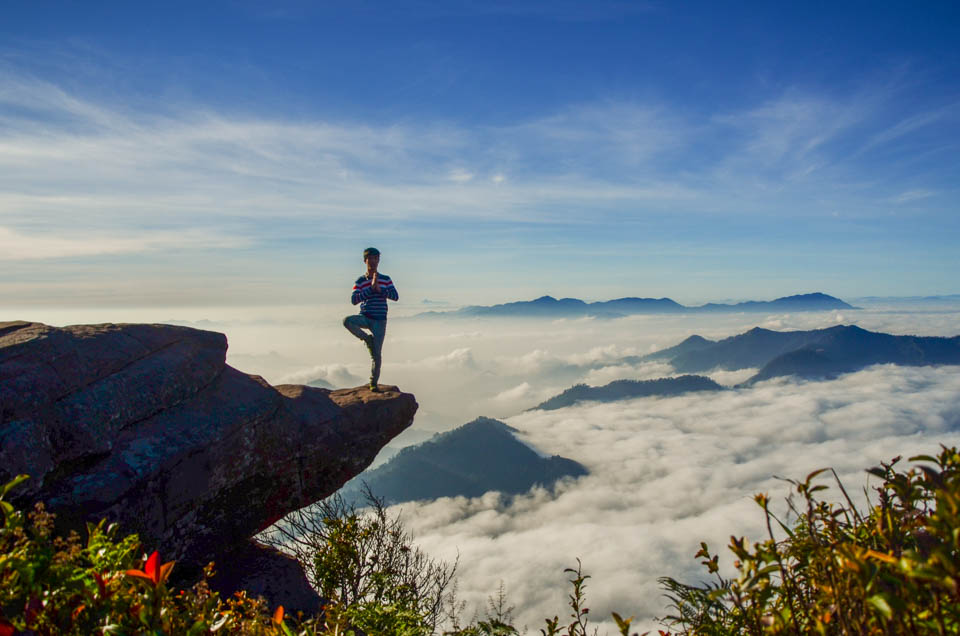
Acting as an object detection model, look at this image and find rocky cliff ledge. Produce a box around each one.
[0,320,417,610]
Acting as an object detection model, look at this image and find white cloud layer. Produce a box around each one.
[207,305,960,434]
[395,365,960,632]
[207,304,959,631]
[276,363,362,388]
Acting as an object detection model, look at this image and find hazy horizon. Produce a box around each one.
[8,296,960,432]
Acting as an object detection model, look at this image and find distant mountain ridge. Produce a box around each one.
[531,375,723,411]
[646,324,960,385]
[853,294,960,303]
[527,325,960,411]
[417,292,855,318]
[337,417,587,506]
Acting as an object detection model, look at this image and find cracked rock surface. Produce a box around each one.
[0,321,417,586]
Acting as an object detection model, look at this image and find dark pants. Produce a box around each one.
[343,314,387,385]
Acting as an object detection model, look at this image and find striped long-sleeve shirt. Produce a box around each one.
[351,273,399,320]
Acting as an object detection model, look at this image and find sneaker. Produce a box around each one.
[364,336,375,356]
[369,382,379,392]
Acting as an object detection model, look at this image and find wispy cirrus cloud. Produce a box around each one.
[0,226,250,260]
[2,64,957,312]
[892,189,937,204]
[1,80,703,244]
[859,101,960,154]
[3,67,955,247]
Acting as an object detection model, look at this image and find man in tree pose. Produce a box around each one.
[343,247,399,391]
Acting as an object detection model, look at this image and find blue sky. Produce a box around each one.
[2,1,959,309]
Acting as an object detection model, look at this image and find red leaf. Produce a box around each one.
[273,605,285,624]
[126,551,166,587]
[144,551,160,584]
[125,569,154,582]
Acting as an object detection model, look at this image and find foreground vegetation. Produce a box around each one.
[2,445,958,635]
[660,445,960,635]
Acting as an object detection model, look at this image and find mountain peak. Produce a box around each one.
[458,416,518,435]
[825,324,868,333]
[774,292,833,301]
[772,292,854,308]
[532,375,723,411]
[337,417,587,506]
[645,323,960,383]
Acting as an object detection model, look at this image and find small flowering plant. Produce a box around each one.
[0,476,289,635]
[125,550,175,588]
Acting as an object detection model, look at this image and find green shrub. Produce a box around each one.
[264,492,637,635]
[262,490,457,635]
[0,475,307,635]
[7,444,956,635]
[659,446,960,634]
[0,475,471,635]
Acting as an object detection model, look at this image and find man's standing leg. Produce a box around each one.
[368,318,386,389]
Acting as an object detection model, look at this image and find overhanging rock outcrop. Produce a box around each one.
[0,320,417,589]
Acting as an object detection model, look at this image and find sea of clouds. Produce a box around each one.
[39,300,959,632]
[215,301,960,438]
[208,301,960,632]
[399,365,960,632]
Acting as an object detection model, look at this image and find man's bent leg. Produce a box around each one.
[343,314,373,343]
[368,319,387,387]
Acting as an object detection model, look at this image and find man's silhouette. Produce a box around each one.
[343,247,398,391]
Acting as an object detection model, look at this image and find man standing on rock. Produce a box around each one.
[343,247,398,391]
